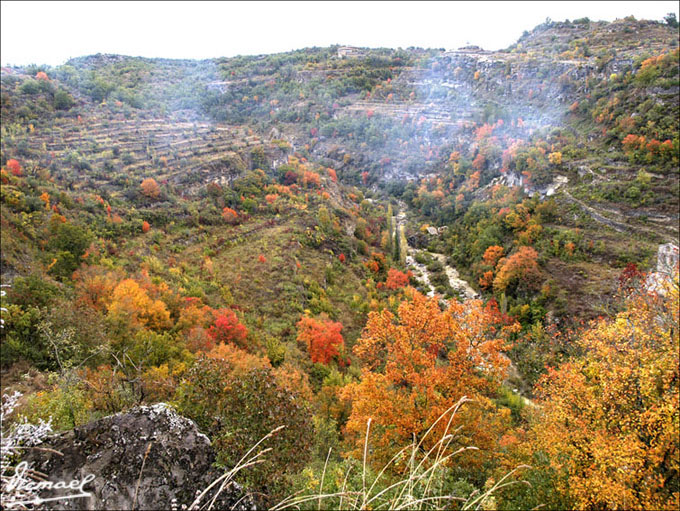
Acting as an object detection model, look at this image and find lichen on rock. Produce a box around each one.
[20,404,255,510]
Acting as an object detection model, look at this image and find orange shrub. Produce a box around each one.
[296,315,344,365]
[140,178,160,198]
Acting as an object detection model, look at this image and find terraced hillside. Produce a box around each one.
[17,116,271,193]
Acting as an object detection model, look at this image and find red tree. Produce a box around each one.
[6,159,22,176]
[297,315,345,365]
[385,268,411,290]
[207,309,249,348]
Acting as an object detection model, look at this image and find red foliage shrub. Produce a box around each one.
[7,159,22,176]
[296,315,344,365]
[207,308,249,348]
[385,268,411,290]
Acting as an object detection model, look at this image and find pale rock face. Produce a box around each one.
[656,243,679,276]
[20,404,255,511]
[646,243,679,296]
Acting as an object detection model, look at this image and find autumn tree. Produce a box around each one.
[483,245,504,268]
[207,342,270,374]
[140,177,160,199]
[479,270,494,290]
[385,268,411,290]
[548,151,562,165]
[301,171,321,188]
[207,308,249,349]
[107,278,171,330]
[73,266,123,310]
[6,159,22,176]
[222,207,238,224]
[530,278,679,510]
[493,246,542,296]
[342,289,519,471]
[296,314,345,365]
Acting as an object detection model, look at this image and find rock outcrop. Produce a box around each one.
[21,403,255,510]
[646,243,679,296]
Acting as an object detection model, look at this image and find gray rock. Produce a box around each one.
[657,243,679,276]
[21,403,255,510]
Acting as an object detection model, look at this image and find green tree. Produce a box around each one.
[174,357,313,504]
[53,89,75,110]
[48,223,91,279]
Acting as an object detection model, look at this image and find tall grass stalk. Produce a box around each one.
[271,396,529,510]
[188,425,285,510]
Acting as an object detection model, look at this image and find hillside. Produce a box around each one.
[1,14,679,510]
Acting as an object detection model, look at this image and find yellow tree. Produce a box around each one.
[341,289,519,471]
[531,278,679,509]
[108,279,171,330]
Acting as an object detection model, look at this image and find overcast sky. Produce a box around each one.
[1,1,678,66]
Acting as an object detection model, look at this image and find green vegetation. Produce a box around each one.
[1,15,678,510]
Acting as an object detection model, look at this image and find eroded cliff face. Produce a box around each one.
[20,404,254,511]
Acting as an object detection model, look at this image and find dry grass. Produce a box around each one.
[260,397,530,511]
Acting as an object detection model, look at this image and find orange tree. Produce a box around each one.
[341,288,519,473]
[493,246,542,297]
[140,177,160,199]
[527,277,679,510]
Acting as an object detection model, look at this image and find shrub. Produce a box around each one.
[174,357,313,503]
[53,89,75,110]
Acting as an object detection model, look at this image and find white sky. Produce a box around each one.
[1,1,678,66]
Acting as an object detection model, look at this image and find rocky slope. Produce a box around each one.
[20,404,254,510]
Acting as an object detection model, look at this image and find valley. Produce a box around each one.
[1,13,678,511]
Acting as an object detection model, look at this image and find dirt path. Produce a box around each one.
[562,190,678,243]
[394,208,477,300]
